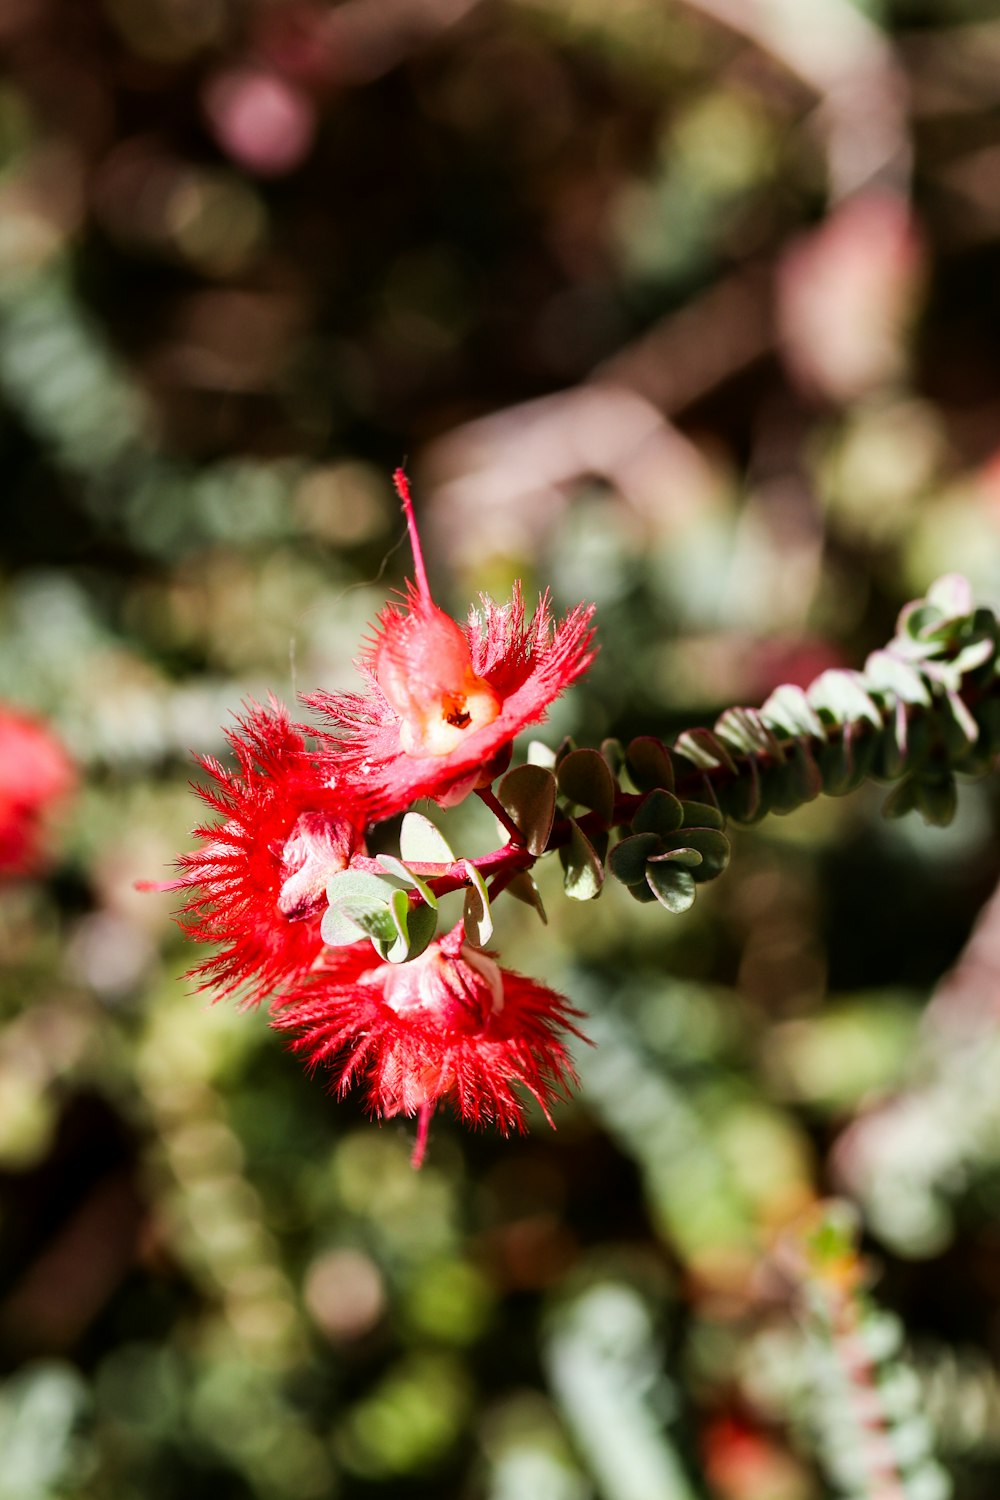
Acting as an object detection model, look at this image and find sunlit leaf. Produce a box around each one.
[559,818,604,901]
[399,812,455,866]
[463,860,493,945]
[645,863,697,914]
[376,854,439,908]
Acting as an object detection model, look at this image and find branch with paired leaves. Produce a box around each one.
[779,1202,952,1500]
[323,573,1000,961]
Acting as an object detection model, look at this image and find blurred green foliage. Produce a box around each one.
[2,0,1000,1497]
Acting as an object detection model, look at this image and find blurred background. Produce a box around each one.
[3,0,1000,1495]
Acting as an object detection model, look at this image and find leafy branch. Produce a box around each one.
[779,1202,951,1500]
[321,575,1000,959]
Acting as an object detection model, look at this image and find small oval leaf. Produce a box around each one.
[715,707,783,759]
[648,846,703,869]
[678,799,725,832]
[673,727,738,775]
[327,869,398,908]
[463,860,494,945]
[399,812,455,865]
[600,738,625,776]
[645,863,697,914]
[376,895,437,964]
[914,774,958,828]
[863,650,931,708]
[807,670,883,729]
[499,764,558,856]
[632,789,683,838]
[760,684,826,740]
[625,736,675,793]
[320,904,367,948]
[657,826,729,881]
[559,818,604,901]
[609,831,664,886]
[926,573,973,621]
[375,854,439,908]
[506,871,547,924]
[557,747,616,827]
[717,755,762,823]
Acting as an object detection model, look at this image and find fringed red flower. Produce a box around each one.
[0,706,75,877]
[306,471,595,820]
[145,700,367,1007]
[273,922,584,1166]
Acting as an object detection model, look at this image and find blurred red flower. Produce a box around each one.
[0,707,75,877]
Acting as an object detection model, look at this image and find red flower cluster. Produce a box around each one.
[161,472,595,1162]
[0,707,75,877]
[275,925,584,1168]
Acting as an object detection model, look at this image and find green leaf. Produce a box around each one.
[625,736,674,793]
[913,774,958,828]
[807,669,883,729]
[323,869,399,947]
[632,789,683,837]
[648,846,703,868]
[527,740,557,768]
[940,689,978,753]
[399,812,455,865]
[320,903,368,948]
[718,755,762,823]
[678,799,725,832]
[873,701,908,781]
[375,896,437,964]
[897,600,942,646]
[882,777,919,820]
[559,818,604,901]
[673,727,737,775]
[379,888,417,964]
[952,635,996,676]
[658,826,729,881]
[351,904,399,944]
[375,854,439,907]
[816,721,879,796]
[506,871,547,923]
[863,650,931,707]
[326,869,398,908]
[762,742,823,814]
[760,684,825,740]
[623,880,658,903]
[645,862,697,914]
[498,764,557,856]
[926,573,973,621]
[609,831,663,886]
[463,860,493,945]
[600,738,625,776]
[557,747,616,827]
[715,707,782,759]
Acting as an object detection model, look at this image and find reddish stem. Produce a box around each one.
[411,1102,433,1169]
[393,468,432,603]
[475,786,524,844]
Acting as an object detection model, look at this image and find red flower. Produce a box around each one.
[306,471,595,819]
[146,700,366,1007]
[274,923,584,1166]
[0,707,75,877]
